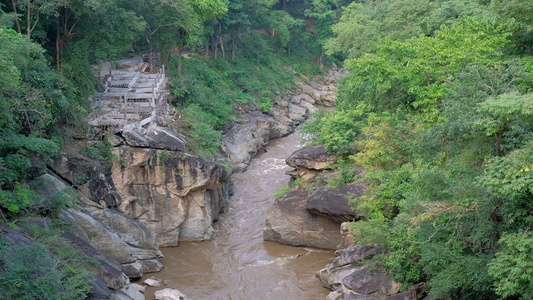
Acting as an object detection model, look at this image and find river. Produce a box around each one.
[139,132,334,299]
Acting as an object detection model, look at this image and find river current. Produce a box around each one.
[140,132,334,299]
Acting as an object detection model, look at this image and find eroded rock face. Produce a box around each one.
[222,111,276,172]
[111,145,229,246]
[305,183,367,224]
[263,190,342,249]
[34,172,162,281]
[317,245,427,300]
[286,145,336,171]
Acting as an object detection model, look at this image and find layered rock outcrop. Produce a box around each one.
[305,183,366,224]
[221,70,344,172]
[317,245,427,300]
[110,127,230,246]
[263,189,343,249]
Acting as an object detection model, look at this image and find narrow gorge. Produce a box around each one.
[19,69,346,299]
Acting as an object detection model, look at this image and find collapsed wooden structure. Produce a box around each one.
[89,63,168,132]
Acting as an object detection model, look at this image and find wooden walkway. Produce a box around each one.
[89,63,168,132]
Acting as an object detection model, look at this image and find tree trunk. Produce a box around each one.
[11,0,21,34]
[231,36,236,61]
[219,36,225,58]
[26,3,31,37]
[205,37,209,59]
[177,49,183,76]
[56,17,61,73]
[494,125,505,156]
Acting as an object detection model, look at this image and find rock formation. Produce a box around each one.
[263,189,343,249]
[110,133,230,246]
[221,70,344,172]
[317,245,427,300]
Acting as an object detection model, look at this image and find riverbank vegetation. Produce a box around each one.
[303,0,533,298]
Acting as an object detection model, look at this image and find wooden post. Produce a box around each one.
[152,86,156,107]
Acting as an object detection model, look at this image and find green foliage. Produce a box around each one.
[160,150,171,164]
[305,1,533,298]
[326,158,356,189]
[272,186,291,199]
[168,31,320,156]
[0,228,93,300]
[480,141,533,205]
[301,108,367,154]
[489,230,533,299]
[340,17,513,121]
[0,183,34,213]
[181,104,223,156]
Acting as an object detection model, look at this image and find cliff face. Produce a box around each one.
[110,133,230,246]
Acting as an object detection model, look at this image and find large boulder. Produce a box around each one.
[305,182,367,224]
[268,107,294,138]
[119,127,186,151]
[111,147,229,246]
[263,190,342,249]
[286,145,336,171]
[154,288,188,300]
[317,246,427,300]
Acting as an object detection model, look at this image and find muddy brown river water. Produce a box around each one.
[139,132,334,299]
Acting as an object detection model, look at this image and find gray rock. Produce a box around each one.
[288,103,307,123]
[263,190,342,249]
[143,278,161,287]
[119,284,146,300]
[131,283,146,293]
[120,127,186,151]
[305,183,367,223]
[317,246,383,290]
[140,259,164,273]
[122,261,144,278]
[296,81,321,100]
[286,145,335,171]
[318,246,426,300]
[342,265,392,295]
[310,81,323,90]
[269,108,294,138]
[326,291,343,300]
[60,207,163,265]
[221,111,275,172]
[61,231,130,290]
[154,288,188,300]
[292,93,316,105]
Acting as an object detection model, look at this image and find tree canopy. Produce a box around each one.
[303,0,533,298]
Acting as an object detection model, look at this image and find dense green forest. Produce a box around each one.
[1,0,533,299]
[303,0,533,299]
